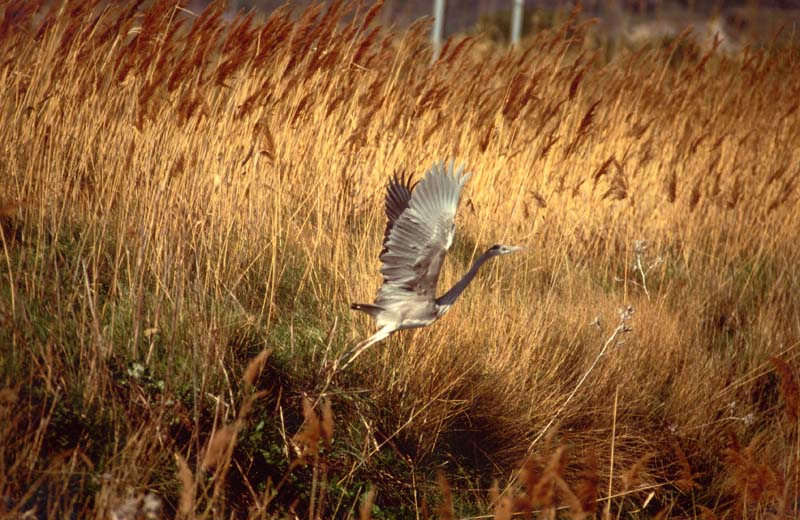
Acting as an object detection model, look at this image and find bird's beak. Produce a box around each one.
[508,246,525,253]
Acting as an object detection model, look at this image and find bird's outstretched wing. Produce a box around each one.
[381,171,416,257]
[376,161,470,304]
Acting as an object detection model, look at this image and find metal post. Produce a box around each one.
[432,0,446,61]
[511,0,524,46]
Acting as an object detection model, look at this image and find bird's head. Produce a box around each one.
[488,244,524,256]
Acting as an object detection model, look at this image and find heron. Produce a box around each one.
[338,161,523,369]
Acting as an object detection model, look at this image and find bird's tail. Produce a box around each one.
[350,303,383,317]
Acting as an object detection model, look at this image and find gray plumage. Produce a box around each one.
[339,161,522,369]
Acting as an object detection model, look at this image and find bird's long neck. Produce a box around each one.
[435,249,496,314]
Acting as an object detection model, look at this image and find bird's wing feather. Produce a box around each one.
[377,161,470,304]
[381,171,416,256]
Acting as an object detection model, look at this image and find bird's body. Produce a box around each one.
[339,161,522,368]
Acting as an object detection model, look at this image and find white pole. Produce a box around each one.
[511,0,524,46]
[432,0,446,61]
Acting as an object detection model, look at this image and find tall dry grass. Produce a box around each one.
[0,1,799,517]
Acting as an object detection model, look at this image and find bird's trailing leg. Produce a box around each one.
[334,325,394,372]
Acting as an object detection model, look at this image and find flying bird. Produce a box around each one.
[339,161,523,368]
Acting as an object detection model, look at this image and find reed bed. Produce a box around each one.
[0,1,798,517]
